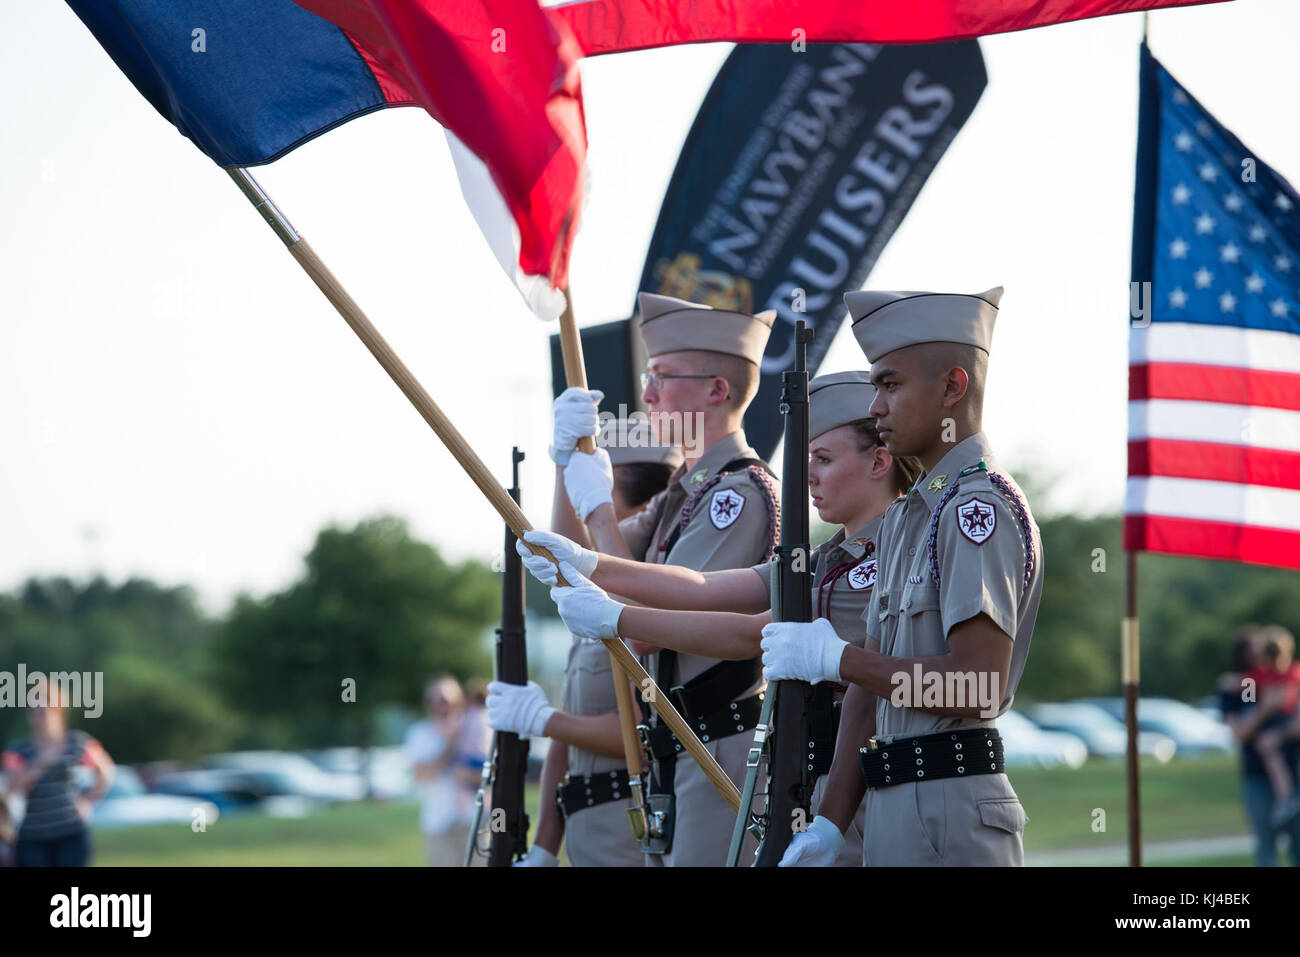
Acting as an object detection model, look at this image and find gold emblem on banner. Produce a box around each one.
[653,252,753,313]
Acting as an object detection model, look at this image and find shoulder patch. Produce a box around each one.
[709,488,745,529]
[955,496,997,545]
[847,557,877,590]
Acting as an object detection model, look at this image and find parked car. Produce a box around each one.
[202,751,367,803]
[151,768,316,818]
[90,766,221,830]
[1080,697,1233,755]
[996,710,1088,769]
[303,746,413,800]
[1024,702,1177,762]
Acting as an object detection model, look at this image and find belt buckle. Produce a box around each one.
[865,737,880,751]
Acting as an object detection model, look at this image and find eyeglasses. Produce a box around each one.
[640,371,718,391]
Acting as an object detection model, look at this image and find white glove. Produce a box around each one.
[513,844,558,867]
[563,447,614,520]
[550,561,624,640]
[515,529,599,586]
[760,617,847,685]
[550,387,603,465]
[779,815,844,867]
[485,680,556,739]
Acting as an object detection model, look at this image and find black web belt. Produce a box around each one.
[808,684,840,777]
[642,655,763,795]
[555,769,634,819]
[860,728,1004,789]
[641,693,764,763]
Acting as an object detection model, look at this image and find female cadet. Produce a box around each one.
[513,372,921,864]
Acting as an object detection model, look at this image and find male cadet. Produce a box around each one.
[546,292,780,866]
[761,287,1043,866]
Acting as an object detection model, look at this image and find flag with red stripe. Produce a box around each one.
[545,0,1232,55]
[1127,43,1300,570]
[66,0,584,305]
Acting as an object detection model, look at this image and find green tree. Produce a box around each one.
[0,577,217,753]
[209,515,496,751]
[77,654,236,764]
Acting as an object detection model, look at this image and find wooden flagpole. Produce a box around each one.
[226,168,740,812]
[554,289,652,830]
[1124,552,1142,867]
[1125,12,1150,870]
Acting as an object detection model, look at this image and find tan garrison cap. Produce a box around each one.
[637,292,776,366]
[844,287,1003,363]
[809,371,876,440]
[597,417,683,469]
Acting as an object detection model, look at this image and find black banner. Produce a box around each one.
[638,41,986,459]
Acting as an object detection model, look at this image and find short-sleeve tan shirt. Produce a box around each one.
[618,430,779,688]
[751,516,883,648]
[863,432,1043,743]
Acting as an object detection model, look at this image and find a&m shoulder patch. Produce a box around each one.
[709,488,745,529]
[956,497,997,545]
[847,558,877,590]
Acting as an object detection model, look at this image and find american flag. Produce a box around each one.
[1126,43,1300,571]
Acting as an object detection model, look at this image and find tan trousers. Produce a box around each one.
[565,799,648,867]
[862,772,1027,866]
[645,732,759,867]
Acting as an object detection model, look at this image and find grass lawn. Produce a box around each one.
[1017,753,1246,852]
[91,755,1259,866]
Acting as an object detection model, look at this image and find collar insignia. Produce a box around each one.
[689,468,709,486]
[926,474,949,492]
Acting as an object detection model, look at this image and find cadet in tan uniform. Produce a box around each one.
[544,293,781,867]
[765,287,1044,867]
[485,420,678,867]
[521,371,920,866]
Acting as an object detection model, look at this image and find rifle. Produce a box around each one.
[472,447,531,866]
[727,321,815,866]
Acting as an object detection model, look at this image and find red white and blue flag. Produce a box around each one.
[545,0,1232,55]
[65,0,584,313]
[1127,43,1300,571]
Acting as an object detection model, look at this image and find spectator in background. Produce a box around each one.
[1,674,115,866]
[0,794,16,866]
[1220,627,1300,865]
[404,675,470,866]
[1249,626,1300,828]
[458,680,492,784]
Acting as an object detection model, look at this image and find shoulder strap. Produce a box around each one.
[660,456,777,558]
[926,461,1036,589]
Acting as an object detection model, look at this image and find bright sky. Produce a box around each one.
[3,0,1295,614]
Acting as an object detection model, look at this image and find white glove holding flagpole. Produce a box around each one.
[563,448,614,520]
[485,680,556,739]
[515,529,599,586]
[550,562,624,640]
[779,815,844,867]
[760,618,847,685]
[513,845,559,867]
[550,387,603,465]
